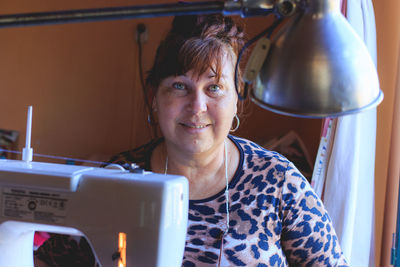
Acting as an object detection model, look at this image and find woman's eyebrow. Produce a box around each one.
[208,74,229,81]
[207,73,227,79]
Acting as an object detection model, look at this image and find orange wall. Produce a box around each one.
[0,1,321,165]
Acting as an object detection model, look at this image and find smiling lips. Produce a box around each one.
[180,122,210,129]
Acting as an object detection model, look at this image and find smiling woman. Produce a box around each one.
[35,14,349,267]
[155,61,237,156]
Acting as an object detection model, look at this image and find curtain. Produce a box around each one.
[322,0,377,266]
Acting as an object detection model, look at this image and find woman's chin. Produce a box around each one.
[164,125,227,154]
[172,135,213,154]
[182,140,212,154]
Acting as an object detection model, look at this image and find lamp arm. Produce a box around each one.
[0,0,281,29]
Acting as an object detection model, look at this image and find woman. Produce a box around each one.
[108,14,348,266]
[35,14,348,266]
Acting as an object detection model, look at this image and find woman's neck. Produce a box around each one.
[151,137,239,200]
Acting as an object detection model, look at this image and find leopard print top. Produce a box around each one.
[109,135,348,266]
[35,135,348,266]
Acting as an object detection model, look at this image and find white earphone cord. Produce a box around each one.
[224,140,229,234]
[164,141,230,232]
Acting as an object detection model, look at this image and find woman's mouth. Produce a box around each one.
[180,123,210,129]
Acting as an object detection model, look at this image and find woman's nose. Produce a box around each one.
[188,90,207,114]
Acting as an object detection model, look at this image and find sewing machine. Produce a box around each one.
[0,159,188,267]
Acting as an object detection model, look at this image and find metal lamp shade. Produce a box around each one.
[251,0,383,118]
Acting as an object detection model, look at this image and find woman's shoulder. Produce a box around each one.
[230,135,290,166]
[107,138,163,170]
[230,135,305,187]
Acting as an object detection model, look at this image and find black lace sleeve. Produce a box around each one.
[34,234,99,267]
[106,138,163,171]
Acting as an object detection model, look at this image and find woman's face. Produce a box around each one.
[154,54,237,155]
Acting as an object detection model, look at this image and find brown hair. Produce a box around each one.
[145,14,246,97]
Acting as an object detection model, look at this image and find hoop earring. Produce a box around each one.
[230,114,240,132]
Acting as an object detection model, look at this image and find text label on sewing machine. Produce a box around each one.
[2,187,69,223]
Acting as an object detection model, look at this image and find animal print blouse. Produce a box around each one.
[35,135,349,266]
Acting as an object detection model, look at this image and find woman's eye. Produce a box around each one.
[172,82,186,90]
[209,84,221,92]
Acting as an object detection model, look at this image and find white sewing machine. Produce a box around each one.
[0,106,188,267]
[0,159,188,267]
